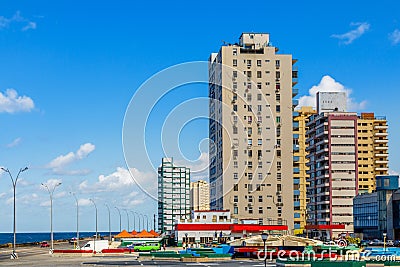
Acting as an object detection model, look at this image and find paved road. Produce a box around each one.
[0,246,276,267]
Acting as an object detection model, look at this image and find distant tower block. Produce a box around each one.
[317,92,347,113]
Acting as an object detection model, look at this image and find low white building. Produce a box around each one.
[174,210,288,246]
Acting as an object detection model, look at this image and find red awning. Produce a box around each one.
[305,225,346,230]
[175,223,288,232]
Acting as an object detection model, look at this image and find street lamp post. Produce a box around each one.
[70,192,79,248]
[383,233,387,251]
[105,204,111,242]
[130,211,136,232]
[135,212,141,230]
[139,213,145,230]
[114,207,122,233]
[123,209,130,232]
[185,233,188,253]
[1,167,28,259]
[261,232,269,267]
[41,181,62,252]
[89,199,98,253]
[144,215,149,231]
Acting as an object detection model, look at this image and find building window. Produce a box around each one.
[248,139,252,146]
[234,173,238,180]
[277,150,281,157]
[277,162,281,171]
[233,105,237,111]
[257,94,262,101]
[248,162,253,169]
[234,184,238,191]
[248,173,253,180]
[248,196,253,202]
[276,117,281,123]
[258,173,263,180]
[233,206,238,214]
[233,71,237,78]
[277,172,281,181]
[233,82,237,90]
[258,207,263,214]
[234,196,238,202]
[233,59,237,67]
[257,82,262,89]
[259,195,263,202]
[249,207,253,214]
[248,127,252,135]
[257,105,262,112]
[233,48,237,56]
[276,71,280,79]
[276,105,280,112]
[257,60,261,67]
[258,139,262,146]
[257,71,262,78]
[276,94,280,102]
[276,83,280,90]
[257,127,262,134]
[275,60,280,67]
[234,161,238,168]
[233,126,238,134]
[257,116,262,123]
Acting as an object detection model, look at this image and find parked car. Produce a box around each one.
[133,243,161,252]
[69,237,77,244]
[40,241,50,248]
[369,239,384,246]
[387,240,394,246]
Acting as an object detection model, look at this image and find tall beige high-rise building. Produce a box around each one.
[357,113,389,193]
[190,180,210,211]
[293,106,316,235]
[306,111,359,239]
[208,33,297,230]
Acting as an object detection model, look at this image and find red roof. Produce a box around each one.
[305,224,346,230]
[175,223,288,232]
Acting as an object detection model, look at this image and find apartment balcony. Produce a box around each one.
[293,111,299,117]
[374,139,388,144]
[294,201,301,207]
[374,125,388,130]
[293,121,299,130]
[375,167,389,171]
[292,99,299,107]
[293,156,300,162]
[374,132,388,137]
[293,167,300,174]
[293,144,300,152]
[375,160,389,164]
[316,182,330,188]
[375,146,389,151]
[375,153,388,157]
[293,178,300,185]
[292,88,299,97]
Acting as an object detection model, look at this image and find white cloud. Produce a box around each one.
[41,178,63,190]
[0,192,6,198]
[389,29,400,45]
[0,11,37,31]
[0,89,35,113]
[6,137,22,148]
[78,167,157,208]
[298,75,367,111]
[78,198,93,206]
[6,193,38,205]
[331,22,370,45]
[389,169,399,176]
[46,143,95,175]
[22,21,36,31]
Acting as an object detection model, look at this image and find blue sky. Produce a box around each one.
[0,0,399,232]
